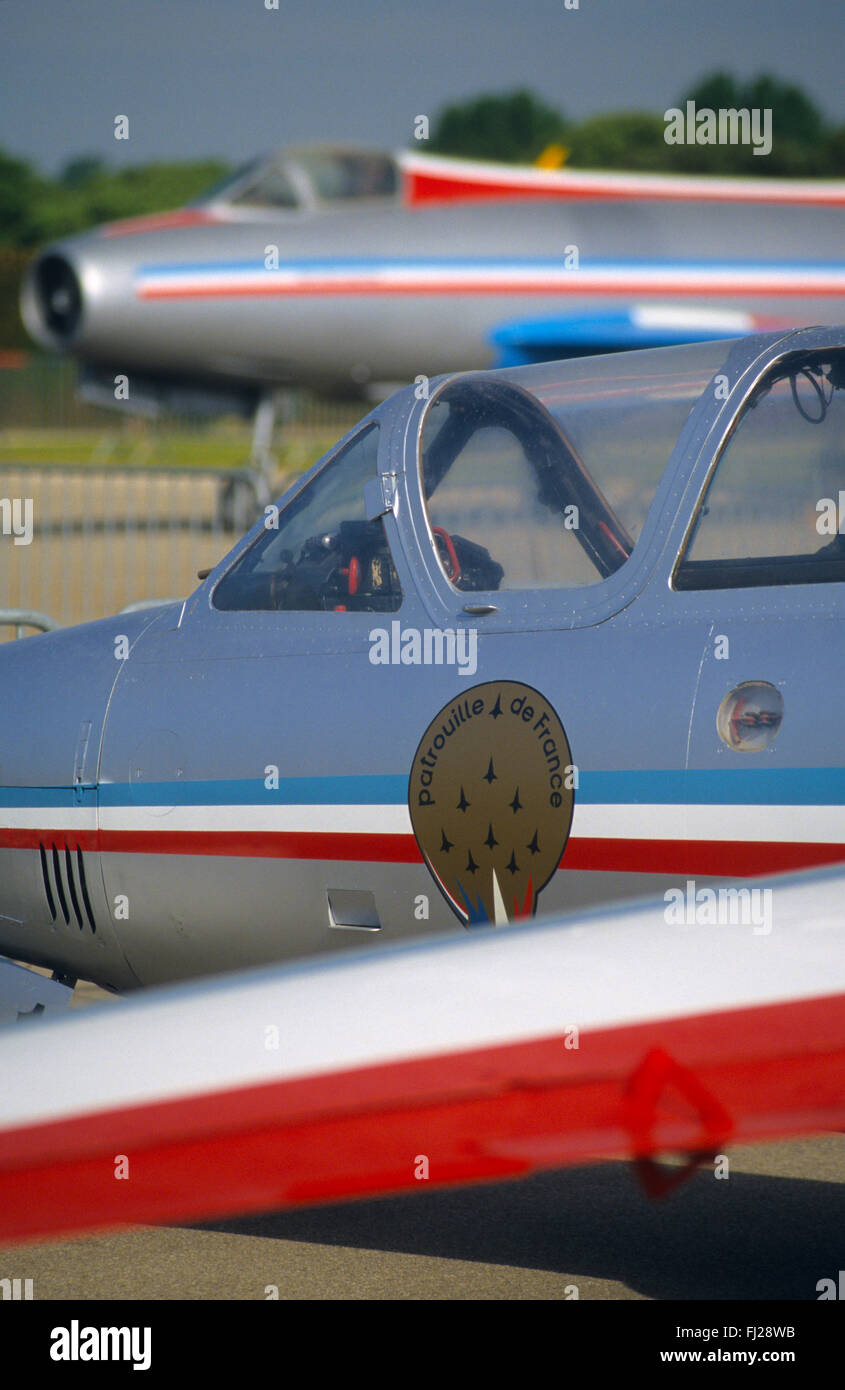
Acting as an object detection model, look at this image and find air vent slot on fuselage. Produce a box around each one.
[39,843,56,922]
[75,847,97,932]
[50,843,69,924]
[40,842,97,933]
[327,888,381,931]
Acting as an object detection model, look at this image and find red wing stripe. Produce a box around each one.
[404,170,845,208]
[0,993,842,1244]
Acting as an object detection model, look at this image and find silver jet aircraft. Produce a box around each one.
[1,325,844,1000]
[19,144,845,460]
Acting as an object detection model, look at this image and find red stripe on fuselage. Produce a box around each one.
[2,826,844,875]
[137,278,845,300]
[563,836,845,875]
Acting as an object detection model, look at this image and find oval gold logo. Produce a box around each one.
[409,681,574,925]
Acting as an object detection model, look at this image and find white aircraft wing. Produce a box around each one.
[0,957,73,1026]
[0,868,843,1244]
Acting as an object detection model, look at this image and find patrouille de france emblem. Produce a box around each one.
[409,681,574,926]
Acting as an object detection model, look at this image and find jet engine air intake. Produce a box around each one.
[22,253,83,347]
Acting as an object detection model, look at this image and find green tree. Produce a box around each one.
[59,156,107,188]
[429,90,569,163]
[0,149,42,245]
[743,75,824,146]
[823,126,845,176]
[675,72,829,174]
[25,158,233,244]
[566,113,669,170]
[682,72,742,114]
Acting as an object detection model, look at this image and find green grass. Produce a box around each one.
[0,426,345,473]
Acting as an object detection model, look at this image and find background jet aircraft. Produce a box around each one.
[1,325,844,999]
[19,144,845,468]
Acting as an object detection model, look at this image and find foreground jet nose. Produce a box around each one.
[20,245,86,350]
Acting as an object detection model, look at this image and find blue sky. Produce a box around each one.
[1,0,843,173]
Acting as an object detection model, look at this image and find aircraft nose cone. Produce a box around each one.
[21,249,84,349]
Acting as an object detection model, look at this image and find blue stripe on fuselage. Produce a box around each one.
[135,255,845,278]
[1,768,845,808]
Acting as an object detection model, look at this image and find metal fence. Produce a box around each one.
[0,356,366,634]
[0,463,265,634]
[0,355,364,432]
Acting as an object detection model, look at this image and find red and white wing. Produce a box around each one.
[0,869,843,1244]
[399,150,845,207]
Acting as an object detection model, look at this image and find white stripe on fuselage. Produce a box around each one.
[135,263,845,297]
[1,802,845,843]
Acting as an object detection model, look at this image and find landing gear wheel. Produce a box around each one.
[217,472,267,532]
